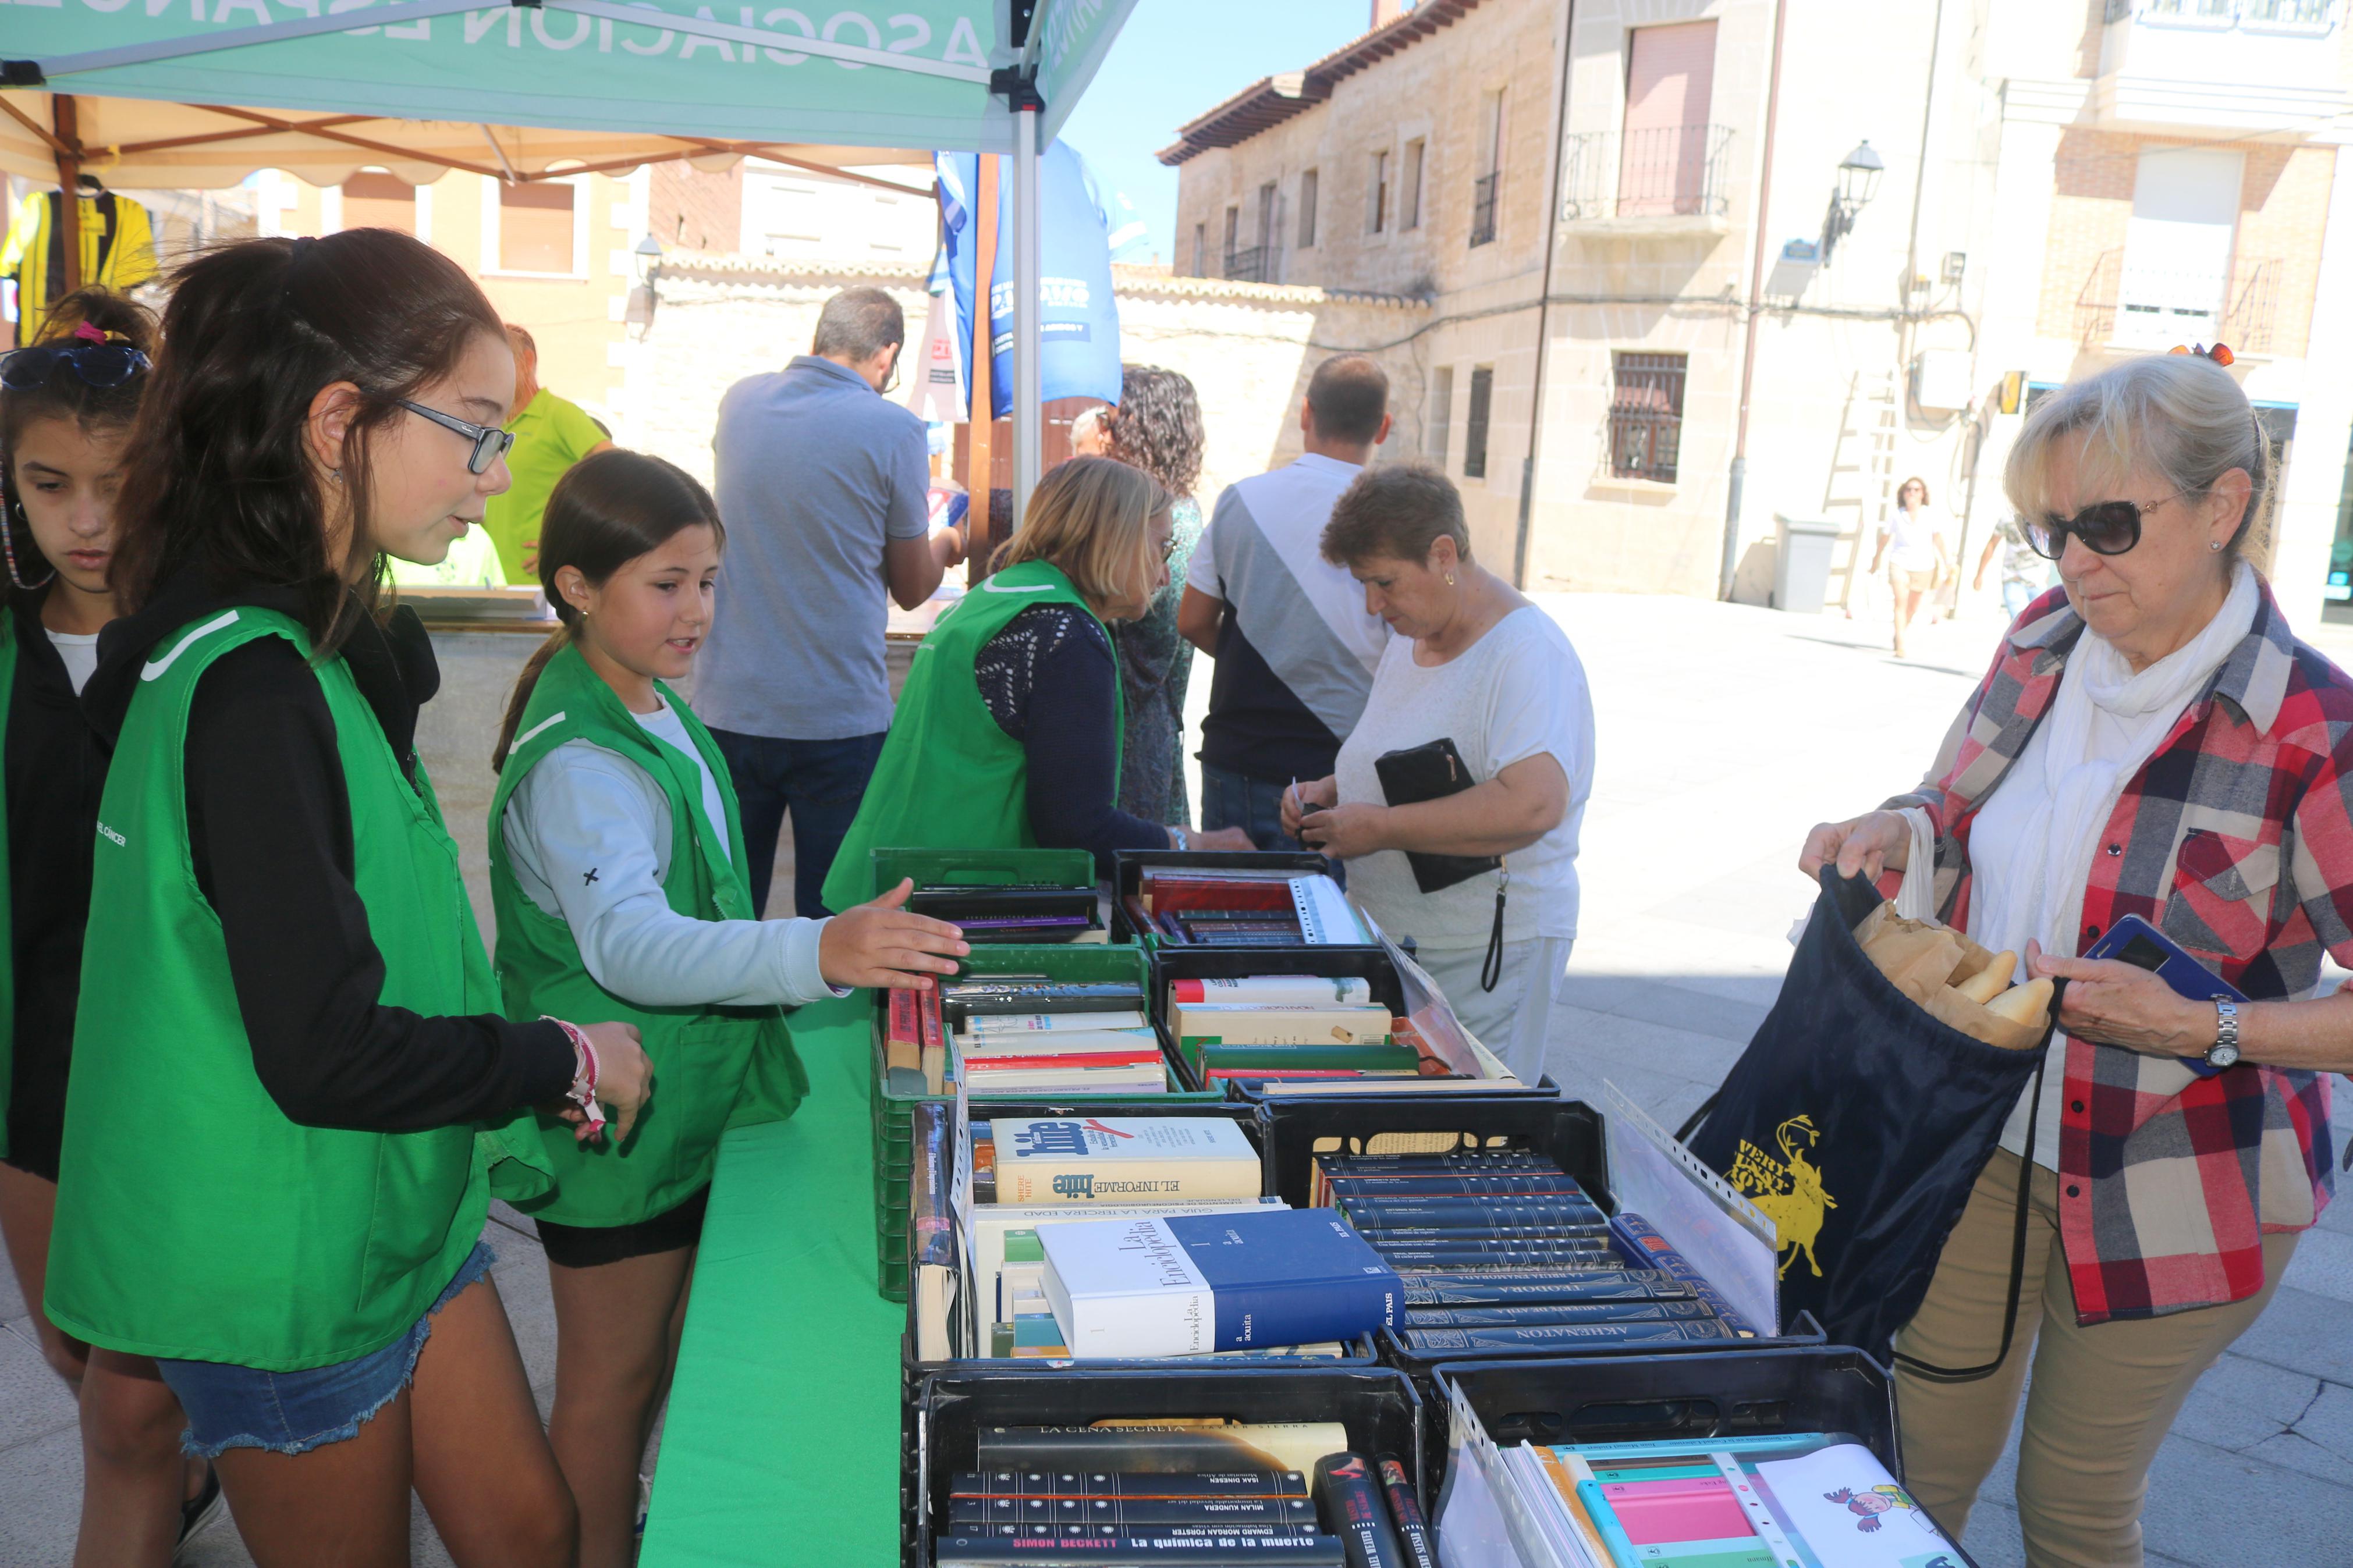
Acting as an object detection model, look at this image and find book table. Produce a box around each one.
[639,992,902,1565]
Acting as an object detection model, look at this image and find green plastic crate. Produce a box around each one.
[867,943,1218,1302]
[863,847,1096,899]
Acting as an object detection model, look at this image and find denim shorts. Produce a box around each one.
[155,1240,495,1459]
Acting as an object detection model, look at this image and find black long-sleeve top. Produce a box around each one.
[974,603,1171,875]
[85,577,573,1133]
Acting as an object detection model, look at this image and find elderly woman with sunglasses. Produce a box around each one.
[1800,351,2341,1568]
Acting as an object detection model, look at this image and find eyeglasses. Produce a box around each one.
[2026,492,2187,561]
[397,399,515,475]
[0,342,150,392]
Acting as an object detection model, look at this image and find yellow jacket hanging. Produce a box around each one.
[1,191,157,346]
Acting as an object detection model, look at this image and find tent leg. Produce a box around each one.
[54,95,83,296]
[1011,106,1043,528]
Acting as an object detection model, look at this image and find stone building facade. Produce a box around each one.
[1163,0,2353,623]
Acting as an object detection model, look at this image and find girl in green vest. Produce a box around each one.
[488,447,966,1567]
[822,456,1251,914]
[0,287,230,1561]
[44,230,652,1568]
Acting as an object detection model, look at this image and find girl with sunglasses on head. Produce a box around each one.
[487,449,966,1568]
[41,230,652,1568]
[0,287,233,1563]
[1801,349,2344,1567]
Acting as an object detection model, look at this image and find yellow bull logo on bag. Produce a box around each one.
[1726,1115,1838,1279]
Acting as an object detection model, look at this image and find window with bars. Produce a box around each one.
[1609,352,1687,482]
[1369,150,1390,234]
[1463,366,1493,480]
[1222,207,1239,273]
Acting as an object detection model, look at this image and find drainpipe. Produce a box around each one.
[1719,0,1789,600]
[1510,0,1577,590]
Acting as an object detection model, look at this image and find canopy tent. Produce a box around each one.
[0,0,1134,509]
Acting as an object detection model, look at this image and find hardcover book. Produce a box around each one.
[993,1117,1262,1206]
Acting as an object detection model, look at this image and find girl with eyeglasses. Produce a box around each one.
[0,288,236,1563]
[41,230,652,1567]
[1801,350,2340,1566]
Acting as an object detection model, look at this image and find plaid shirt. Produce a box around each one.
[1890,582,2337,1325]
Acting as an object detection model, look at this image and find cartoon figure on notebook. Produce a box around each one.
[1823,1482,1921,1533]
[1727,1114,1839,1278]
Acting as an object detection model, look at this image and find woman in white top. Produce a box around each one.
[1282,464,1593,1083]
[1868,475,1949,658]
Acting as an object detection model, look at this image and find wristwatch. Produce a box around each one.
[1170,826,1190,852]
[2206,999,2242,1070]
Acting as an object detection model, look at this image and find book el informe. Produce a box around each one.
[993,1117,1262,1206]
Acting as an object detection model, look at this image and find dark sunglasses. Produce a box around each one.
[2027,492,2186,561]
[0,342,150,392]
[398,399,516,475]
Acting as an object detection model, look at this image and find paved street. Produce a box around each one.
[3,592,2347,1565]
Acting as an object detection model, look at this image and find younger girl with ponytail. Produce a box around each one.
[489,447,966,1568]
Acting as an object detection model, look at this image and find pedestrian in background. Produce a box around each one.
[1974,510,2052,623]
[480,323,611,582]
[1179,354,1392,851]
[1869,475,1950,658]
[1101,364,1206,827]
[1286,465,1592,1084]
[697,287,964,918]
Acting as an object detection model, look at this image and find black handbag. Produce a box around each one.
[1372,738,1510,992]
[1684,869,2060,1370]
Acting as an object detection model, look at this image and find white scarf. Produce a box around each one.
[1976,561,2259,973]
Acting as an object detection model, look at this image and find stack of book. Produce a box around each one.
[911,881,1105,944]
[937,1424,1435,1567]
[1166,975,1417,1086]
[1312,1149,1752,1353]
[1124,868,1369,947]
[967,1117,1357,1360]
[925,977,1168,1098]
[1492,1431,1960,1568]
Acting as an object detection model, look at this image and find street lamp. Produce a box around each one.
[1819,140,1884,262]
[625,234,664,335]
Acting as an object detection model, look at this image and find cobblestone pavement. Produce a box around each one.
[3,591,2345,1566]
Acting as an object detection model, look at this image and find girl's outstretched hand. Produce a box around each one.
[821,878,971,991]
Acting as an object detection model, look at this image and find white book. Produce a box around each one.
[991,1115,1262,1206]
[954,1026,1161,1058]
[1166,975,1375,1008]
[961,1010,1151,1035]
[971,1199,1285,1336]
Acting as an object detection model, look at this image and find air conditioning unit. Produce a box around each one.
[1911,349,1974,414]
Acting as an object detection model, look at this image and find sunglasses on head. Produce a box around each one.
[0,341,150,392]
[2026,491,2187,560]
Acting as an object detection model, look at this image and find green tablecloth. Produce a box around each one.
[640,993,903,1566]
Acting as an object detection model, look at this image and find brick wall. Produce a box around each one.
[2035,127,2137,343]
[652,162,743,254]
[2233,141,2335,361]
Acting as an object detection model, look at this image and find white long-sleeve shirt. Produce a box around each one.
[501,702,844,1009]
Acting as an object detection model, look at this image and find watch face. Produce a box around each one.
[2208,1040,2241,1069]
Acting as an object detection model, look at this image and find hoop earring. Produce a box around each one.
[1445,573,1457,586]
[0,489,56,592]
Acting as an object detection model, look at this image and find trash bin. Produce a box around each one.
[1773,514,1841,614]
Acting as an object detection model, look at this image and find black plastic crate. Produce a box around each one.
[1257,1093,1608,1210]
[1112,848,1380,951]
[1428,1347,1917,1542]
[910,1366,1425,1567]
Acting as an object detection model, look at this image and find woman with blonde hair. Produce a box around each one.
[1801,349,2341,1566]
[822,457,1248,908]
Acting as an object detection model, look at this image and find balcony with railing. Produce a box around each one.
[2091,1,2347,133]
[1560,123,1734,236]
[2074,249,2281,354]
[1225,244,1278,284]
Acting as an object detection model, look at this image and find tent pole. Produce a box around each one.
[967,154,998,584]
[1012,106,1042,529]
[53,95,83,295]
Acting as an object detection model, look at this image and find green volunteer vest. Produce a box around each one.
[489,641,805,1229]
[44,608,551,1370]
[0,615,16,1162]
[820,560,1122,913]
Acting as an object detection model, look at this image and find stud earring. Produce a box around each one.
[1445,573,1456,586]
[2209,541,2222,552]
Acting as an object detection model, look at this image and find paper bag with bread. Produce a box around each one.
[1854,901,2052,1050]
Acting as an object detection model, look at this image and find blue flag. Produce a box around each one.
[935,141,1123,421]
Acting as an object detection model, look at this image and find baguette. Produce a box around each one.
[1984,976,2054,1027]
[1956,953,2015,1005]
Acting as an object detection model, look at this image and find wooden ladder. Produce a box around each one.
[1822,371,1900,614]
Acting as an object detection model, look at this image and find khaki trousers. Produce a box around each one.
[1892,1149,2299,1568]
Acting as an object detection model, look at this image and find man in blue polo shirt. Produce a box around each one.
[698,287,964,916]
[1177,355,1392,850]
